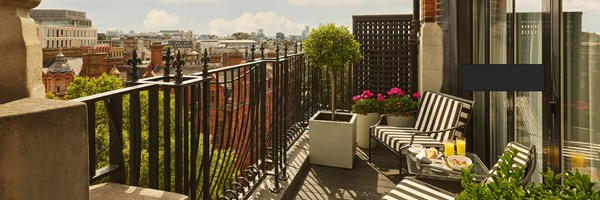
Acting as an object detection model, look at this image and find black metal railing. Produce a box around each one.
[71,43,345,199]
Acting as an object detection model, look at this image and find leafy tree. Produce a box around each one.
[45,92,59,100]
[303,23,362,120]
[231,32,250,40]
[162,45,174,51]
[66,73,237,198]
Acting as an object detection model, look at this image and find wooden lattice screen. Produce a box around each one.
[352,14,415,95]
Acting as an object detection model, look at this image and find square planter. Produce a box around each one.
[309,111,356,169]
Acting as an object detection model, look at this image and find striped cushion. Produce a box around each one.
[382,178,455,200]
[373,92,474,153]
[484,142,531,184]
[375,126,444,152]
[415,92,465,142]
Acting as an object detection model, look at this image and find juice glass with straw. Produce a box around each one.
[444,139,455,157]
[456,137,466,156]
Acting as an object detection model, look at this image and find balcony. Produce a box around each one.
[3,1,600,199]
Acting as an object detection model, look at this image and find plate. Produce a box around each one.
[447,155,473,171]
[408,144,423,154]
[429,159,448,173]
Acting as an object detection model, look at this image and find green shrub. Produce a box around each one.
[457,148,600,199]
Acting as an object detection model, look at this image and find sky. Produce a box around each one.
[36,0,600,36]
[37,0,412,36]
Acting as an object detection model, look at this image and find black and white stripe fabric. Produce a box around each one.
[382,177,455,200]
[374,91,474,152]
[484,142,532,184]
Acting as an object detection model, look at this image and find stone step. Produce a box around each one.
[89,183,188,200]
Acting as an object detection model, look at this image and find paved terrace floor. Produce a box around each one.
[290,145,402,199]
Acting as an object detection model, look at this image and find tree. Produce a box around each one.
[303,23,362,120]
[231,32,250,40]
[162,45,173,52]
[65,73,237,198]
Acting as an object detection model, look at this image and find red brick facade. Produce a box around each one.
[80,52,126,78]
[421,0,441,23]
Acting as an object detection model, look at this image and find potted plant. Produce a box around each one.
[304,23,362,169]
[381,87,420,126]
[351,90,383,148]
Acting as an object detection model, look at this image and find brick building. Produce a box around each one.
[42,51,74,98]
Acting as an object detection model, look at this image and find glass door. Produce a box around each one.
[514,0,544,183]
[563,0,600,187]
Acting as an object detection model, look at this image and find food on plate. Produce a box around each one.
[425,147,439,159]
[450,158,469,167]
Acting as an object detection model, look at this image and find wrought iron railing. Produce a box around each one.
[71,43,346,199]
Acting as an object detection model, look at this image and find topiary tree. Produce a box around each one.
[303,23,362,120]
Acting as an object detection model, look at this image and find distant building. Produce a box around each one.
[168,40,193,53]
[276,32,285,40]
[42,50,74,98]
[257,29,265,38]
[301,26,310,40]
[218,40,257,49]
[31,9,97,48]
[159,30,193,39]
[105,30,122,38]
[30,9,92,27]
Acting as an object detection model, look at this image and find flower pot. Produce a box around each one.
[309,111,357,169]
[356,113,379,148]
[386,114,415,127]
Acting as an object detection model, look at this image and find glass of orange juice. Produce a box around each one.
[456,137,466,156]
[444,139,455,157]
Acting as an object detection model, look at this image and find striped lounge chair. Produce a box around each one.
[382,142,536,200]
[369,91,475,176]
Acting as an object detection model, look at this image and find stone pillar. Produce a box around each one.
[419,23,444,92]
[0,0,45,104]
[0,98,88,199]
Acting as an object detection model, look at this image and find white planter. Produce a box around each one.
[356,113,379,148]
[386,114,415,127]
[309,111,356,169]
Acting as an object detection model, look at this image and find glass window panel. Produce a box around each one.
[563,0,600,188]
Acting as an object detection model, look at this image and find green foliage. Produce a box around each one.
[66,74,237,198]
[381,95,418,116]
[351,90,381,114]
[303,23,362,72]
[162,45,173,51]
[231,32,250,40]
[303,23,362,115]
[457,148,600,199]
[380,88,419,116]
[456,149,527,200]
[45,92,59,100]
[65,73,123,99]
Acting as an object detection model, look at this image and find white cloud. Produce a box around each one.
[208,12,306,36]
[159,0,220,4]
[288,0,398,7]
[564,0,600,12]
[142,9,181,30]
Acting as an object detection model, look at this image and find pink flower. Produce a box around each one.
[362,90,374,99]
[352,95,360,102]
[387,87,404,96]
[377,94,385,102]
[412,92,421,99]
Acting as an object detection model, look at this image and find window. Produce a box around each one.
[56,82,61,94]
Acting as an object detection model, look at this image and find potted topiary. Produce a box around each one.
[304,23,362,169]
[381,87,420,126]
[351,90,383,148]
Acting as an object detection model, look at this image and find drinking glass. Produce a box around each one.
[444,139,455,157]
[456,137,466,156]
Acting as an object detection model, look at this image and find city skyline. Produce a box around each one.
[37,0,413,36]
